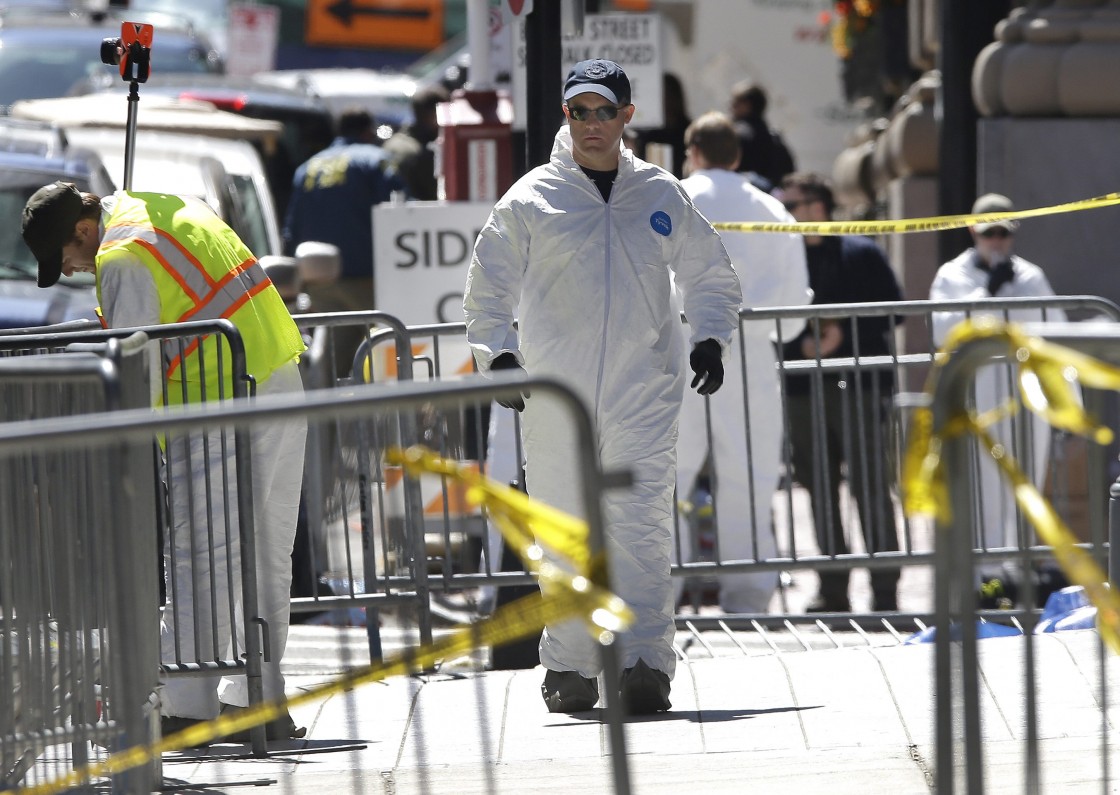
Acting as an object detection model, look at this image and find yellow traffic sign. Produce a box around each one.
[306,0,444,50]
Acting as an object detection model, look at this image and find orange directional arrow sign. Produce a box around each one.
[306,0,443,50]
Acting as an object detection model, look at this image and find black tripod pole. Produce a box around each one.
[123,79,140,191]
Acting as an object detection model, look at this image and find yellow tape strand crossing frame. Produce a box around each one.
[902,318,1120,654]
[713,191,1120,235]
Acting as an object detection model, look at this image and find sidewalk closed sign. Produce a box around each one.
[373,201,492,325]
[507,13,663,130]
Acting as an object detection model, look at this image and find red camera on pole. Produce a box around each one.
[100,22,154,189]
[100,22,153,83]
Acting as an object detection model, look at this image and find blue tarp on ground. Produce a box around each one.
[1035,585,1096,633]
[904,620,1022,644]
[904,585,1097,643]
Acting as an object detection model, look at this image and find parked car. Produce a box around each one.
[81,72,335,214]
[0,5,221,114]
[0,142,113,329]
[127,0,229,58]
[252,67,417,138]
[63,126,283,257]
[5,97,284,256]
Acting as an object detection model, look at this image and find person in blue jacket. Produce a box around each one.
[283,107,404,370]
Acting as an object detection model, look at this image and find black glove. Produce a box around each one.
[689,339,724,396]
[987,259,1015,296]
[490,352,530,411]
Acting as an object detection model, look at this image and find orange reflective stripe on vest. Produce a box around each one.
[97,192,306,405]
[104,220,276,378]
[163,262,274,379]
[103,222,269,319]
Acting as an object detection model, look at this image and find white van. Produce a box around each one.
[9,94,284,257]
[60,128,281,257]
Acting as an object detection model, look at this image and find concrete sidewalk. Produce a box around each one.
[156,626,1117,794]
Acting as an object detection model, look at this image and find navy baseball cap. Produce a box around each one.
[563,59,632,106]
[22,181,83,287]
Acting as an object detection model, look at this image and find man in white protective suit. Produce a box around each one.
[674,112,811,614]
[930,192,1066,607]
[463,60,741,715]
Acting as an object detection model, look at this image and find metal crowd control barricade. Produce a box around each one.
[0,338,158,793]
[0,319,274,756]
[0,375,634,795]
[289,310,439,662]
[361,323,506,569]
[359,321,536,627]
[337,300,1119,637]
[929,321,1119,794]
[291,310,540,666]
[673,295,1120,629]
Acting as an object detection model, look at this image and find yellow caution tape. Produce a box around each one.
[8,446,630,795]
[390,446,595,575]
[713,191,1120,235]
[902,318,1120,654]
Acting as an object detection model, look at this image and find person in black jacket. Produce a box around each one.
[777,172,902,613]
[729,81,795,190]
[636,72,691,178]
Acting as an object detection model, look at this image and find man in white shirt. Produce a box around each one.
[675,111,811,614]
[930,192,1065,604]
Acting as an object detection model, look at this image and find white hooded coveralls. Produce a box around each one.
[676,169,810,613]
[930,250,1064,558]
[464,127,741,679]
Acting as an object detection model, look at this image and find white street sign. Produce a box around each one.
[373,200,492,326]
[226,3,280,77]
[507,12,664,131]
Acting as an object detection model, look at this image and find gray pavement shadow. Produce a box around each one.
[159,776,248,793]
[162,740,369,763]
[683,705,823,723]
[556,704,821,724]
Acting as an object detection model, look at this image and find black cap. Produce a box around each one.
[563,59,631,107]
[22,181,83,288]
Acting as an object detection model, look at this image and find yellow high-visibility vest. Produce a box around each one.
[96,192,306,404]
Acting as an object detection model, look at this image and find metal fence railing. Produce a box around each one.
[0,320,275,754]
[0,374,633,794]
[925,320,1119,794]
[705,296,1120,623]
[0,340,159,793]
[289,311,431,660]
[326,297,1120,634]
[4,300,1118,793]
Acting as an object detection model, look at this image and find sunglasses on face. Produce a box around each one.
[566,103,625,122]
[979,227,1013,239]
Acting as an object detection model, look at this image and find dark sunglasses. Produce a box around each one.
[566,103,625,122]
[978,227,1013,239]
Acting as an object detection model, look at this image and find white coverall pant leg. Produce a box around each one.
[529,391,679,681]
[478,403,521,611]
[675,338,781,613]
[970,364,1050,569]
[160,361,307,719]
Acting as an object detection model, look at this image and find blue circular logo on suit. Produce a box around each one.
[650,211,672,237]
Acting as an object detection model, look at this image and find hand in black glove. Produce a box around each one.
[490,352,530,411]
[689,339,724,396]
[987,259,1015,296]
